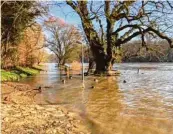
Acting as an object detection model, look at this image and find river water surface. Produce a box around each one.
[20,63,173,134]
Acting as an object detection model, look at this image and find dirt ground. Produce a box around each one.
[1,82,90,134]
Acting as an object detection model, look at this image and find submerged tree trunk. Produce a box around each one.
[94,53,107,74]
[94,56,114,75]
[90,42,107,74]
[87,57,95,75]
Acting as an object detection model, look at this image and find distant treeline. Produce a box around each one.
[121,40,173,62]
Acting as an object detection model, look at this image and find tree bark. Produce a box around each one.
[90,41,107,74]
[87,57,95,75]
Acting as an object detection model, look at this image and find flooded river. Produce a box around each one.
[20,63,173,134]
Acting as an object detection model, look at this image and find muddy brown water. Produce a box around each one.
[19,63,173,134]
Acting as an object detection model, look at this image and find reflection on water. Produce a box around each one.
[20,63,173,134]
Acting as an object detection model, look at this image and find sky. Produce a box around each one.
[49,4,81,26]
[38,2,81,27]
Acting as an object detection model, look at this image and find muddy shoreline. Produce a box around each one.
[1,82,90,134]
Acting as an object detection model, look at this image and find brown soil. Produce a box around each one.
[1,82,90,134]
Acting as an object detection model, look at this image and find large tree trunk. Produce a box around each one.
[66,1,114,75]
[94,53,107,74]
[94,56,114,75]
[106,58,114,75]
[87,57,95,75]
[90,42,107,74]
[93,49,114,75]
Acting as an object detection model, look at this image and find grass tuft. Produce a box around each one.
[1,70,20,81]
[15,66,39,75]
[1,65,43,82]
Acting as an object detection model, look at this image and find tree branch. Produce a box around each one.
[117,27,173,48]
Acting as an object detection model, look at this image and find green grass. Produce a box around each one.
[32,65,44,71]
[19,73,28,78]
[15,66,39,75]
[1,66,43,82]
[1,70,20,81]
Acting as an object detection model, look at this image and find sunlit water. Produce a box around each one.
[20,63,173,134]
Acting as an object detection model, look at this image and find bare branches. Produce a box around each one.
[66,0,102,46]
[112,24,142,35]
[167,1,173,9]
[90,1,104,44]
[66,1,79,14]
[45,19,82,65]
[117,27,173,48]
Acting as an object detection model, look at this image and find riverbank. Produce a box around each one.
[1,82,90,134]
[1,65,43,82]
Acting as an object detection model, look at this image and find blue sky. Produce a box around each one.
[47,2,81,26]
[37,2,82,33]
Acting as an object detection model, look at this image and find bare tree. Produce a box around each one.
[66,1,173,75]
[44,17,82,66]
